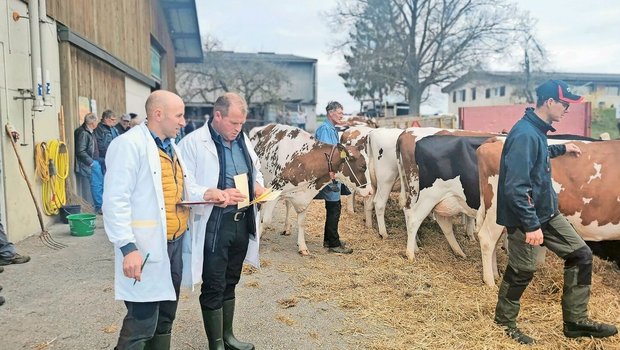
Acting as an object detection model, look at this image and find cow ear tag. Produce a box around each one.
[340,150,347,159]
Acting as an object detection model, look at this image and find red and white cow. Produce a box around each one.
[476,138,620,286]
[340,126,375,214]
[249,124,372,255]
[397,128,497,261]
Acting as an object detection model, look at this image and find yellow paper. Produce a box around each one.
[234,173,250,209]
[249,187,282,205]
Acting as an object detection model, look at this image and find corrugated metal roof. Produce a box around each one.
[442,70,620,92]
[160,0,203,63]
[206,51,317,63]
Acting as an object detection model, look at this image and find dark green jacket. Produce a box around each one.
[496,108,566,232]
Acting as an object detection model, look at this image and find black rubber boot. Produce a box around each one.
[564,319,618,338]
[202,309,225,350]
[144,333,171,350]
[222,299,254,350]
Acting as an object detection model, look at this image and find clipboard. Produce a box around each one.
[176,200,224,206]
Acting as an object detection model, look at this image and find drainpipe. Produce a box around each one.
[28,0,44,112]
[38,0,51,106]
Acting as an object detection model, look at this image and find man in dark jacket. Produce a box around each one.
[494,80,617,345]
[73,113,103,210]
[115,113,131,135]
[94,109,119,164]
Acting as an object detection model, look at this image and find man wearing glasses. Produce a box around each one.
[493,80,617,344]
[314,101,353,254]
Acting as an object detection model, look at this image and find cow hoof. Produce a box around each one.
[280,231,290,236]
[406,252,416,262]
[379,233,388,239]
[298,249,310,256]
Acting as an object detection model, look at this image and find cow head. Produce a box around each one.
[333,144,373,197]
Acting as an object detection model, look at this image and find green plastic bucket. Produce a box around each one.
[67,213,96,237]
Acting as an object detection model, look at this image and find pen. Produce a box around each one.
[133,252,150,286]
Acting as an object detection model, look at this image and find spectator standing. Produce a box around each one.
[115,114,131,135]
[74,112,100,207]
[296,109,306,130]
[93,109,118,214]
[94,109,119,163]
[314,101,352,254]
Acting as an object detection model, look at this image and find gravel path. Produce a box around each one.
[0,203,361,350]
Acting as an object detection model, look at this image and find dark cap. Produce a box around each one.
[535,79,583,104]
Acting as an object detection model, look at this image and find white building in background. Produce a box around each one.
[442,71,620,115]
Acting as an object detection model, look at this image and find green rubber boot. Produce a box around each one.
[222,299,255,350]
[202,308,225,350]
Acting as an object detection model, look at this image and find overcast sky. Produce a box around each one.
[196,1,620,114]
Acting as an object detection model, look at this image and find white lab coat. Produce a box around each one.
[103,123,203,302]
[177,124,264,288]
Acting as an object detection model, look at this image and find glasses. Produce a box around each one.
[554,99,570,112]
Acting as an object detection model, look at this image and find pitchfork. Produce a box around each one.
[5,123,67,249]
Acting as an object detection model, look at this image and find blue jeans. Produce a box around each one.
[0,222,16,259]
[90,160,104,210]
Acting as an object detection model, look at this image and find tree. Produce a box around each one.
[332,0,528,115]
[177,36,290,108]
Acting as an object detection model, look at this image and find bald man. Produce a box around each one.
[103,90,207,350]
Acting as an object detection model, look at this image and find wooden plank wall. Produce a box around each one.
[47,0,152,76]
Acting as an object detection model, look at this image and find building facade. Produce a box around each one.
[442,71,620,115]
[177,51,318,131]
[0,0,201,242]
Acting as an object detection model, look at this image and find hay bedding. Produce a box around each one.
[261,196,620,350]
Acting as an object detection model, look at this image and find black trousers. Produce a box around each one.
[323,200,342,248]
[115,235,183,350]
[200,212,250,310]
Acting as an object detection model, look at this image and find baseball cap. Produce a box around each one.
[535,79,584,104]
[120,114,131,122]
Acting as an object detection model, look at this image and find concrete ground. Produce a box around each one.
[0,209,357,350]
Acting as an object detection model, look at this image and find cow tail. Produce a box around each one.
[395,140,407,208]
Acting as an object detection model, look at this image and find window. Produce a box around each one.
[151,46,161,82]
[485,88,491,98]
[452,91,457,103]
[471,88,476,101]
[460,89,466,102]
[499,86,506,97]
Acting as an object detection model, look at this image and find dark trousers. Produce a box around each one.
[115,235,184,350]
[495,214,592,327]
[323,200,342,248]
[200,212,250,311]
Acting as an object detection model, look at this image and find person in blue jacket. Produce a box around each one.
[315,101,352,254]
[494,80,617,345]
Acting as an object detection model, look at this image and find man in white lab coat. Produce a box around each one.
[178,92,264,350]
[103,90,205,350]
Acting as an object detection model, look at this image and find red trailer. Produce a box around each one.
[458,102,592,137]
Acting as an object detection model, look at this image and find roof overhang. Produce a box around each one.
[160,0,203,63]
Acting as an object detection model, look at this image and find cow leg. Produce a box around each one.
[260,199,279,227]
[280,200,292,236]
[296,209,309,256]
[373,183,392,239]
[403,201,437,261]
[363,194,374,229]
[465,217,476,242]
[477,218,505,287]
[435,215,467,258]
[346,191,356,214]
